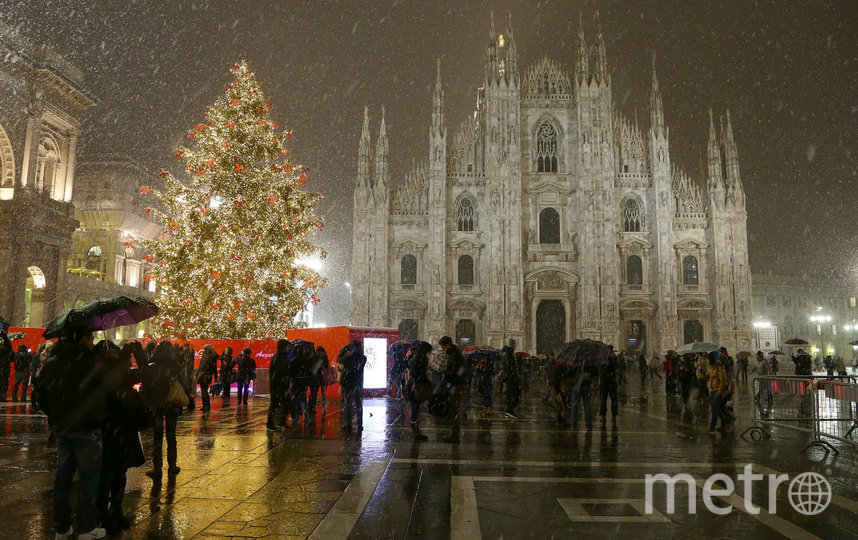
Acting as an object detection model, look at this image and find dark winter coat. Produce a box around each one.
[14,350,32,374]
[270,351,291,396]
[141,342,184,417]
[40,340,108,432]
[794,353,812,376]
[198,348,219,381]
[308,351,324,387]
[103,347,147,468]
[220,352,236,381]
[442,345,467,387]
[0,336,12,376]
[339,341,367,390]
[475,355,494,388]
[236,353,256,381]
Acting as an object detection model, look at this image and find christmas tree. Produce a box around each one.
[141,62,326,339]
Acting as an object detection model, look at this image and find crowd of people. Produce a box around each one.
[7,323,858,538]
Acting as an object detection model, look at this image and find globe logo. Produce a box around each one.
[788,472,832,516]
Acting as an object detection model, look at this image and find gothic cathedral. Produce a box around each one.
[350,15,753,356]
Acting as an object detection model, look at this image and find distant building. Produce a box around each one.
[66,156,159,339]
[0,22,95,327]
[350,15,753,355]
[751,272,858,359]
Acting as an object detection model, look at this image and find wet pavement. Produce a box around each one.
[2,375,858,539]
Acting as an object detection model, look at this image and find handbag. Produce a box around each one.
[428,392,451,416]
[321,366,338,386]
[166,379,189,408]
[414,380,433,402]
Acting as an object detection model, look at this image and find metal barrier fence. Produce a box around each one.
[744,376,858,455]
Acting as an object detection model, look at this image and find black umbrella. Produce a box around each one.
[554,339,612,368]
[43,296,159,339]
[785,338,809,345]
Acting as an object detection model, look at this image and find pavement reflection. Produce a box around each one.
[0,377,857,538]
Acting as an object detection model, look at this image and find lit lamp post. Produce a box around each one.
[810,310,832,359]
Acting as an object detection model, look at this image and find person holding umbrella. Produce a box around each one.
[38,320,108,540]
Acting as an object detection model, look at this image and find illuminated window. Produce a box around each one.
[851,297,856,308]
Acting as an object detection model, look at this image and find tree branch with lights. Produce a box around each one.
[141,62,327,339]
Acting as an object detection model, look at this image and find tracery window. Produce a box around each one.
[622,199,644,232]
[536,122,558,173]
[456,197,476,231]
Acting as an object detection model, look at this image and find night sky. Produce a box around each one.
[1,1,856,325]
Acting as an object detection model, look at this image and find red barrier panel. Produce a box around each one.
[2,326,399,398]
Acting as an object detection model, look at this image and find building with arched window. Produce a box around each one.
[0,22,95,327]
[65,156,160,338]
[350,16,752,355]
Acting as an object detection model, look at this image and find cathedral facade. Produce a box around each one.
[350,16,753,356]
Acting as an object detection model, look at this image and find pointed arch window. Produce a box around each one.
[536,122,558,173]
[539,207,560,244]
[458,255,474,285]
[682,255,699,285]
[400,255,417,285]
[626,255,643,285]
[456,197,476,231]
[622,199,644,232]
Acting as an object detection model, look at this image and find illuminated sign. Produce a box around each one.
[362,337,388,390]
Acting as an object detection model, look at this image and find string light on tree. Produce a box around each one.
[141,62,327,339]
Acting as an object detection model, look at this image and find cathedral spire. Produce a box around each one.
[650,53,665,137]
[593,11,609,86]
[505,12,518,78]
[707,108,724,196]
[430,59,446,169]
[358,105,372,190]
[723,108,743,196]
[576,12,589,85]
[375,106,388,195]
[431,59,445,137]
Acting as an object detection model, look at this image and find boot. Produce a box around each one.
[167,446,181,475]
[145,448,162,480]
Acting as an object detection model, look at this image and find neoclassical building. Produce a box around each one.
[350,16,753,355]
[0,22,95,327]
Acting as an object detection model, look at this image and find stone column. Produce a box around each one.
[62,129,79,202]
[19,103,44,189]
